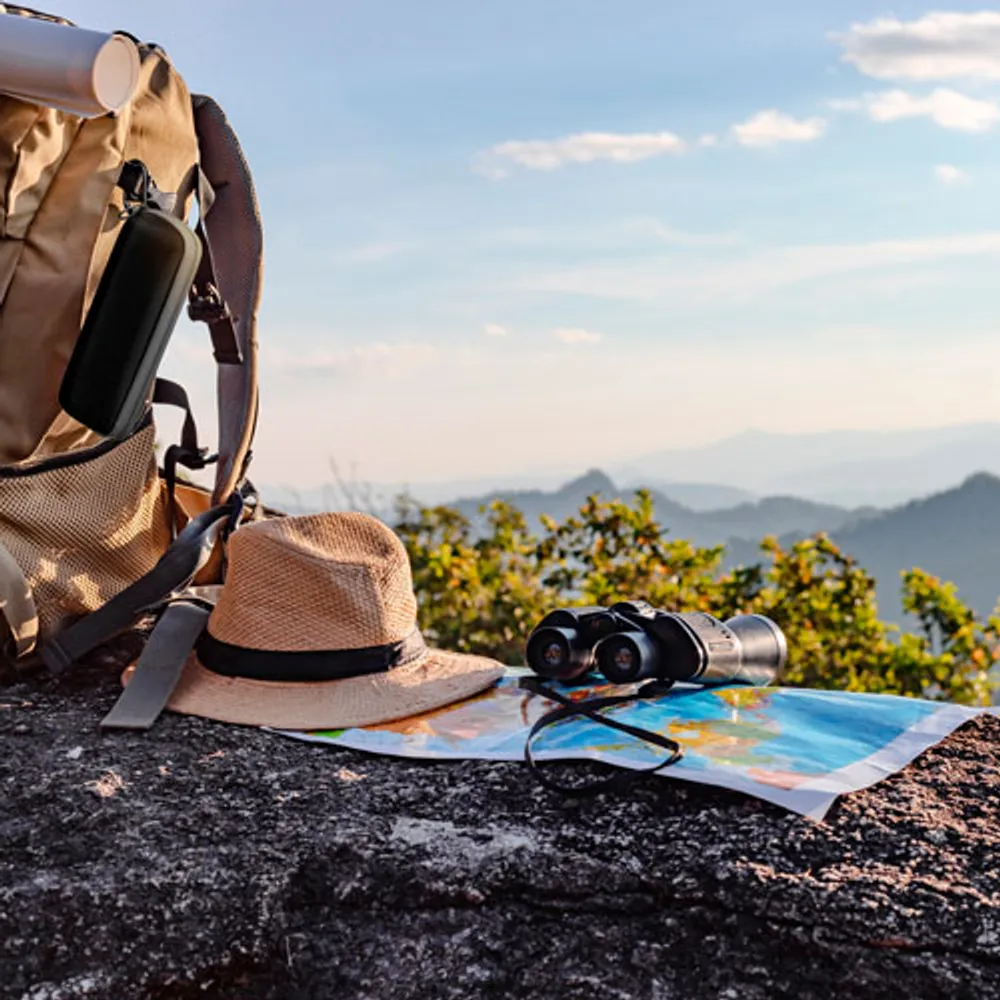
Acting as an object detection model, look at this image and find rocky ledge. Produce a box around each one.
[2,653,999,1000]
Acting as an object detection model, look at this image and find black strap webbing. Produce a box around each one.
[152,378,201,456]
[40,501,236,675]
[152,378,219,540]
[100,601,211,731]
[520,677,683,795]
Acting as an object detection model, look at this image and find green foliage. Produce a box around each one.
[394,488,999,706]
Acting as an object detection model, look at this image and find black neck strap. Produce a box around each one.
[195,627,428,683]
[519,676,683,795]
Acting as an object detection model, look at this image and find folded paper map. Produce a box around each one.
[278,672,997,819]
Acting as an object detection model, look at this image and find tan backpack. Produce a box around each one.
[0,6,264,678]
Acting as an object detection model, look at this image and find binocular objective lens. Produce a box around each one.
[525,626,592,680]
[612,644,635,674]
[541,640,566,669]
[596,632,661,683]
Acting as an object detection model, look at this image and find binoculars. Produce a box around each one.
[525,601,787,687]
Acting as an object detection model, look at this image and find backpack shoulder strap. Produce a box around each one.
[100,599,212,730]
[188,94,262,505]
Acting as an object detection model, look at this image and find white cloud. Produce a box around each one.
[833,12,1000,82]
[519,231,1000,303]
[860,87,1000,132]
[645,221,742,247]
[474,219,740,252]
[553,327,602,344]
[935,164,969,186]
[484,323,508,337]
[697,133,719,147]
[263,342,438,379]
[827,97,864,113]
[473,130,686,177]
[731,109,827,147]
[169,336,213,363]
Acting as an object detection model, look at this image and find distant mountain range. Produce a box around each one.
[448,470,875,548]
[260,420,1000,513]
[726,472,1000,628]
[261,471,1000,630]
[612,421,1000,508]
[453,469,1000,629]
[627,481,757,511]
[257,420,1000,629]
[267,466,1000,631]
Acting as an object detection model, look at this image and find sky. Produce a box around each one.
[39,2,1000,490]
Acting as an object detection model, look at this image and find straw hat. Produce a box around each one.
[150,512,505,729]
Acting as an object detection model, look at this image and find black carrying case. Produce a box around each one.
[59,203,202,441]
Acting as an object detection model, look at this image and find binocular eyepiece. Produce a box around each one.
[525,601,787,688]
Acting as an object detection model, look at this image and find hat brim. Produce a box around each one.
[162,647,506,731]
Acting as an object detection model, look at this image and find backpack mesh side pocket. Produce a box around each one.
[0,421,170,638]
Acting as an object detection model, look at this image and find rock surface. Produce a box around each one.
[2,656,1000,1000]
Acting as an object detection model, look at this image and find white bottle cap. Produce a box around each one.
[90,33,141,113]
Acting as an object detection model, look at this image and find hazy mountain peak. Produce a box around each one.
[560,468,617,496]
[959,471,1000,491]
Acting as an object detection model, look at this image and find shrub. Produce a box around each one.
[394,489,999,706]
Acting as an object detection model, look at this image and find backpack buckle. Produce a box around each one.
[188,283,231,324]
[118,159,177,216]
[118,160,151,207]
[188,284,242,365]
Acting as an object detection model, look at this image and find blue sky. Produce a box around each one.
[43,2,1000,489]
